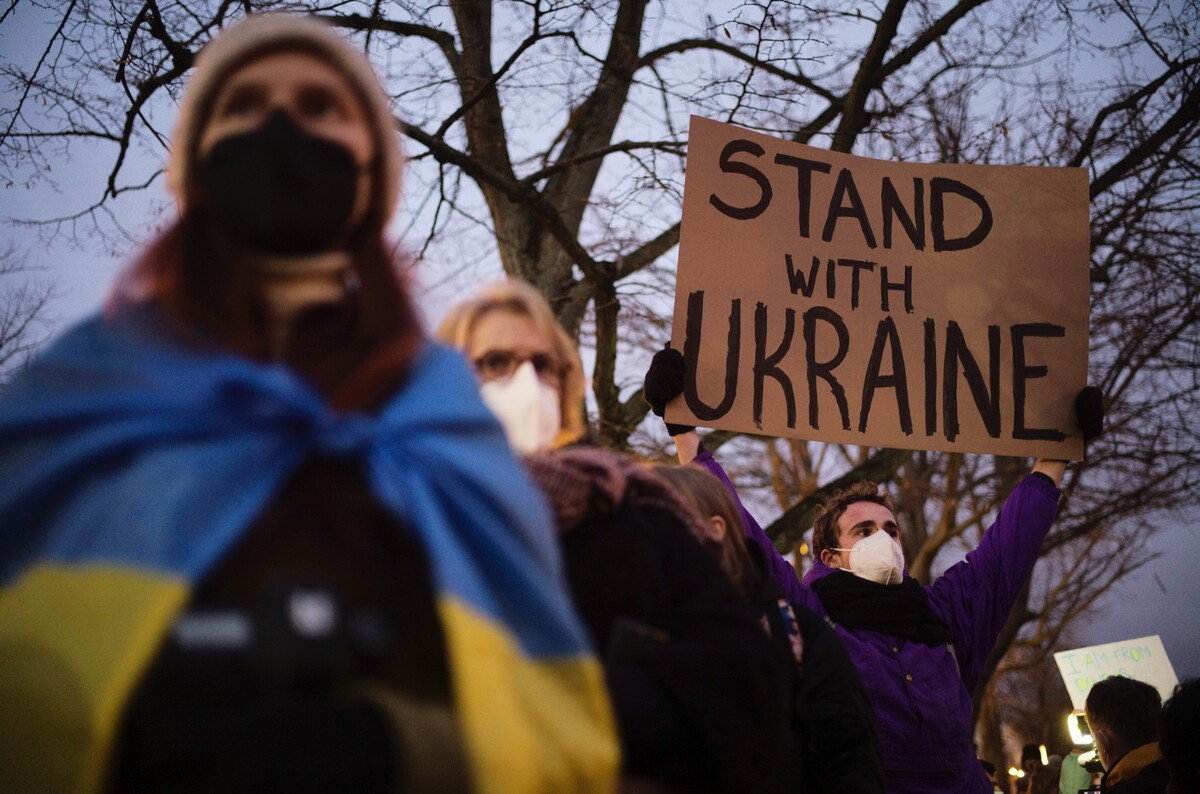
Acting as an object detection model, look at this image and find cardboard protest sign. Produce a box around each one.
[1054,635,1179,711]
[669,115,1090,458]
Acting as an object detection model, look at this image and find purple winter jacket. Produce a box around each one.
[694,450,1061,794]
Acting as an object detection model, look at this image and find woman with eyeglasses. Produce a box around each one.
[437,279,588,455]
[437,280,791,792]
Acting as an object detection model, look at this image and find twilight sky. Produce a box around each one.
[2,3,1196,688]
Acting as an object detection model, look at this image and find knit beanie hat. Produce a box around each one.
[167,13,402,230]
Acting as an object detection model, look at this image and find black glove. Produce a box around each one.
[1075,386,1105,443]
[643,345,695,436]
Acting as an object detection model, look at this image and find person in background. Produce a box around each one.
[1020,744,1045,793]
[437,280,790,792]
[1031,754,1063,794]
[643,345,1105,794]
[1085,676,1169,794]
[1060,749,1099,794]
[1158,678,1200,794]
[652,463,886,793]
[0,15,615,793]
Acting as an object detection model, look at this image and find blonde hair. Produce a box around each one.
[435,279,587,447]
[650,464,754,601]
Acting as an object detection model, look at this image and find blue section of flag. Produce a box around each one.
[0,306,587,658]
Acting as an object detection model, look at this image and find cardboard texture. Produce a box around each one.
[669,115,1090,458]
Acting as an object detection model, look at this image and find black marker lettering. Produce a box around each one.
[803,307,851,431]
[682,291,741,421]
[785,254,821,298]
[822,168,877,248]
[931,177,993,252]
[943,321,1001,441]
[774,154,832,239]
[880,265,913,313]
[754,303,797,429]
[859,316,913,434]
[1012,323,1068,441]
[881,177,925,250]
[836,258,876,311]
[924,318,937,436]
[709,139,773,220]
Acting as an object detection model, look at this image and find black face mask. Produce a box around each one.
[198,110,363,255]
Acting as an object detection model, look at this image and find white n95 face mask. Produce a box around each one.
[832,529,905,585]
[479,361,562,454]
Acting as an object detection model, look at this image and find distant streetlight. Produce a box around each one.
[1067,710,1093,746]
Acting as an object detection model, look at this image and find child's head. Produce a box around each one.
[651,464,756,600]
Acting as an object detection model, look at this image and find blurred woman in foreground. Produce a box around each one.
[0,15,614,793]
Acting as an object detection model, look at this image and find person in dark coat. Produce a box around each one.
[1085,675,1170,794]
[438,279,790,792]
[1158,678,1200,794]
[653,463,886,793]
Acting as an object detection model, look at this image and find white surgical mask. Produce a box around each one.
[832,530,904,585]
[479,360,562,454]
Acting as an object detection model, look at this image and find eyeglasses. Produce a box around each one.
[473,350,563,384]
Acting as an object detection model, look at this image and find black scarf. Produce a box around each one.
[812,570,952,646]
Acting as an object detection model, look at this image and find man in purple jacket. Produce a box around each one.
[644,348,1104,794]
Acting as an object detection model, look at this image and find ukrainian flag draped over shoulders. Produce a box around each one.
[0,306,617,793]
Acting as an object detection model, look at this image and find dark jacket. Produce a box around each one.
[529,448,790,792]
[111,457,462,792]
[1102,743,1169,794]
[743,543,885,793]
